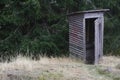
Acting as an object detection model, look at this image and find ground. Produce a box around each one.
[0,56,120,80]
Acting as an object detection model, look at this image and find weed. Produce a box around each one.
[113,77,120,80]
[116,64,120,69]
[39,72,63,80]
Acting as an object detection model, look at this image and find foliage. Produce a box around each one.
[0,0,69,57]
[0,0,120,57]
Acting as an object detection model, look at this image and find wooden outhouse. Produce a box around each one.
[67,9,109,64]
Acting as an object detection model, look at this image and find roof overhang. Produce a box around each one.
[67,9,110,16]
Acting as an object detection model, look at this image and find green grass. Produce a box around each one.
[39,72,63,80]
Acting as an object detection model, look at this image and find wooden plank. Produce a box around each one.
[69,43,84,50]
[69,40,84,46]
[67,9,109,16]
[69,44,84,49]
[83,18,86,62]
[70,52,84,60]
[101,15,104,57]
[70,48,84,55]
[84,12,103,19]
[69,28,83,34]
[70,49,84,56]
[69,32,83,36]
[69,21,83,25]
[69,39,84,46]
[98,18,102,59]
[69,25,83,30]
[69,34,83,40]
[95,18,100,64]
[68,15,84,60]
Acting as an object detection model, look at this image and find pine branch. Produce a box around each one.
[0,26,20,43]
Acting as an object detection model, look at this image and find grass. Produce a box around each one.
[0,55,120,80]
[116,64,120,69]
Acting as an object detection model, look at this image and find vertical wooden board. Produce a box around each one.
[101,15,104,57]
[95,18,99,64]
[97,17,103,61]
[83,18,86,62]
[95,17,103,64]
[99,19,102,59]
[98,17,103,58]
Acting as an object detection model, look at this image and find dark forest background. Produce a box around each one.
[0,0,120,58]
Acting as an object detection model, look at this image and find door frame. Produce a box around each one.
[84,17,102,64]
[95,18,99,64]
[94,17,103,64]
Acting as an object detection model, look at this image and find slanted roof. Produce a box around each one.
[67,9,109,16]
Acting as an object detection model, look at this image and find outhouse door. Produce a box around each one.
[94,18,102,64]
[85,17,102,64]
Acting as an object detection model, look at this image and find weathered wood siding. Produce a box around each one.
[67,9,108,64]
[68,14,85,60]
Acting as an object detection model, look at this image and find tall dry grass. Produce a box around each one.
[0,55,120,80]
